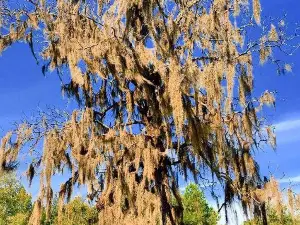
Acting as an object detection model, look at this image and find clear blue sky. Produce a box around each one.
[0,0,300,222]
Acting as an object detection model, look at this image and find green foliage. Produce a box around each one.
[54,197,98,225]
[182,183,219,225]
[244,206,300,225]
[41,195,59,225]
[0,173,218,225]
[41,195,98,225]
[0,172,32,225]
[0,173,98,225]
[6,213,29,225]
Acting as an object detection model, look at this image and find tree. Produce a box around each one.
[0,172,98,225]
[182,183,219,225]
[244,187,300,225]
[41,194,58,225]
[0,0,299,224]
[244,206,300,225]
[41,193,98,225]
[45,196,98,225]
[0,172,32,225]
[57,197,98,225]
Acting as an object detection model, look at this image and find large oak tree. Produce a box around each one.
[0,0,299,224]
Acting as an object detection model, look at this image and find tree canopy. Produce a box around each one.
[0,0,299,224]
[244,205,300,225]
[244,187,300,225]
[0,172,32,225]
[182,183,219,225]
[50,196,98,225]
[0,173,220,225]
[0,172,99,225]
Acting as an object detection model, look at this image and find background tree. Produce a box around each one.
[244,206,300,225]
[182,183,219,225]
[52,197,98,225]
[0,0,299,224]
[0,172,98,225]
[244,187,300,225]
[0,172,32,225]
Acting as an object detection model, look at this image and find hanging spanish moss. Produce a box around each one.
[0,0,298,224]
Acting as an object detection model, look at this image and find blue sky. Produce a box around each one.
[0,0,300,224]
